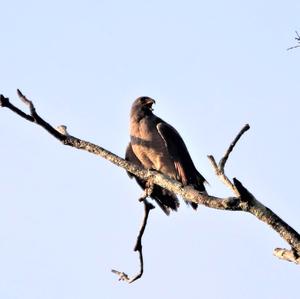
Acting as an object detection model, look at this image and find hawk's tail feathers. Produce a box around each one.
[151,187,179,215]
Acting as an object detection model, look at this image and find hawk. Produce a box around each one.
[126,97,206,214]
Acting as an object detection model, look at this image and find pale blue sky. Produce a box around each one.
[1,1,300,298]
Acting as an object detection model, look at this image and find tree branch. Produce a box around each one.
[112,199,155,283]
[1,90,300,269]
[0,91,239,211]
[208,124,250,196]
[208,126,300,261]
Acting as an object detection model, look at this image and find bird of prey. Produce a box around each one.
[126,96,206,215]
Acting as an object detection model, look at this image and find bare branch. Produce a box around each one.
[287,45,300,51]
[17,89,35,112]
[233,178,300,256]
[1,91,66,140]
[1,91,238,211]
[1,94,35,122]
[1,90,300,270]
[208,126,300,260]
[207,124,250,196]
[219,124,250,171]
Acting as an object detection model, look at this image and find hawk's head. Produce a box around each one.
[130,96,156,119]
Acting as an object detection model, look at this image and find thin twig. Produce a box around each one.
[219,123,250,171]
[287,45,300,51]
[17,89,35,113]
[112,199,154,283]
[287,31,300,51]
[207,154,237,194]
[208,124,250,196]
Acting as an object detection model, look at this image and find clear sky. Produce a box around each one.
[1,0,300,298]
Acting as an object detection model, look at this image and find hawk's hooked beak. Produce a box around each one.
[145,98,155,111]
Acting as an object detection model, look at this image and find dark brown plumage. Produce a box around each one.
[126,96,206,214]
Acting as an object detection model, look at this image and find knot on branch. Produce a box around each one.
[56,125,70,136]
[233,178,254,209]
[224,197,241,209]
